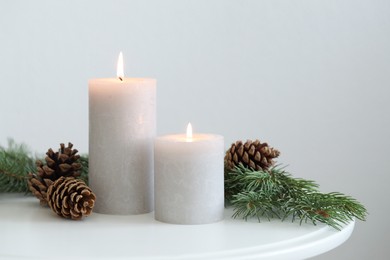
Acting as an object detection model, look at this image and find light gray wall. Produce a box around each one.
[1,0,389,259]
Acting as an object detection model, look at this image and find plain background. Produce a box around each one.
[1,0,389,259]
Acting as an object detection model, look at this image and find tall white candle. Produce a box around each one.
[154,124,224,224]
[89,53,156,215]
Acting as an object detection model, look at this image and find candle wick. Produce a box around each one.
[119,77,123,81]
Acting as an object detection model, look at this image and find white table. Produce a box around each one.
[0,194,354,260]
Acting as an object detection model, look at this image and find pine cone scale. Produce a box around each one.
[59,154,69,162]
[248,145,255,156]
[238,145,244,157]
[242,153,249,164]
[233,153,238,164]
[80,189,91,196]
[255,151,261,161]
[43,165,54,175]
[72,163,82,170]
[59,163,72,173]
[47,149,55,157]
[43,179,53,187]
[45,156,55,166]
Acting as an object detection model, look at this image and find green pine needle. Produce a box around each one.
[225,164,368,230]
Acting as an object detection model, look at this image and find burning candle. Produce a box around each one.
[154,123,224,224]
[89,52,156,215]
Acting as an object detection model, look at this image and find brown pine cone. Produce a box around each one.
[47,177,96,220]
[28,143,82,205]
[225,139,280,171]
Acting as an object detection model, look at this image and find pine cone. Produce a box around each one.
[47,177,96,220]
[28,142,82,206]
[225,139,280,171]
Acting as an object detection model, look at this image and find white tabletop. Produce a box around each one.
[0,194,354,260]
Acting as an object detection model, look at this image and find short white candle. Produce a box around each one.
[154,123,224,224]
[89,52,156,215]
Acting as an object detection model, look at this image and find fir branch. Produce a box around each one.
[0,139,36,192]
[225,164,368,230]
[231,191,281,221]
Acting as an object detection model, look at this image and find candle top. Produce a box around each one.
[89,78,156,84]
[89,52,156,85]
[156,133,223,143]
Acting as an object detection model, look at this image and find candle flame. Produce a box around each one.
[186,123,193,141]
[117,52,124,81]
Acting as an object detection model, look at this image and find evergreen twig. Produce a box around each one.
[0,139,35,192]
[225,164,368,230]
